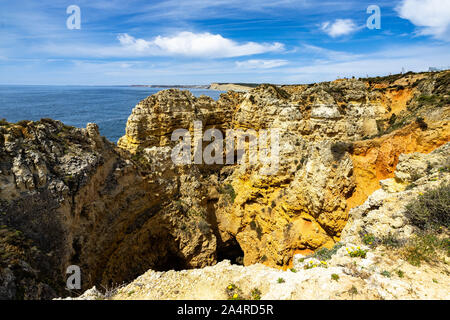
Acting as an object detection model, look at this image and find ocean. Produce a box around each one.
[0,86,224,143]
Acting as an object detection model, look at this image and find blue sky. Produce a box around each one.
[0,0,449,85]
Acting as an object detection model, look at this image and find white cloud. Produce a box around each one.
[235,59,288,69]
[396,0,450,40]
[118,32,284,58]
[321,19,358,37]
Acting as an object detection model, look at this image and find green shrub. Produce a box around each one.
[404,183,450,231]
[380,233,404,248]
[362,233,375,246]
[331,274,340,282]
[415,117,428,130]
[311,242,343,261]
[417,94,440,106]
[277,278,285,284]
[348,285,358,296]
[225,284,243,300]
[251,288,262,300]
[402,233,448,266]
[380,270,391,278]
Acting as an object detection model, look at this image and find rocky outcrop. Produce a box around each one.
[342,142,450,243]
[1,70,449,299]
[118,70,450,269]
[0,120,216,299]
[72,142,450,301]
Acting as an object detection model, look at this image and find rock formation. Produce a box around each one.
[0,70,449,299]
[119,70,449,268]
[67,141,450,301]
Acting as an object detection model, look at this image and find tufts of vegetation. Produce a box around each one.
[415,117,428,130]
[380,270,391,278]
[401,233,449,267]
[346,246,367,258]
[362,233,376,246]
[331,274,340,282]
[225,284,262,300]
[348,285,358,296]
[220,184,236,204]
[250,288,262,300]
[225,284,243,300]
[310,242,344,261]
[277,278,285,284]
[404,183,450,231]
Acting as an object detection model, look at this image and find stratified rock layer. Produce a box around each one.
[0,120,216,299]
[118,71,450,268]
[1,70,449,299]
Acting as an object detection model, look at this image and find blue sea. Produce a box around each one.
[0,86,224,143]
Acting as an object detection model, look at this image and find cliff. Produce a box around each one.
[119,70,449,269]
[1,70,449,299]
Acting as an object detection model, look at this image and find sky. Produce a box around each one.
[0,0,449,85]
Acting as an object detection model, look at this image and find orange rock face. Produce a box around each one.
[348,107,450,211]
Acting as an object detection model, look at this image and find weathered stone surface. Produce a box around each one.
[117,70,450,269]
[2,70,449,299]
[0,119,217,299]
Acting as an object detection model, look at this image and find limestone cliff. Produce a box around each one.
[1,70,449,299]
[118,70,449,269]
[0,120,216,299]
[71,142,450,300]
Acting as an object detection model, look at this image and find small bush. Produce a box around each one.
[380,270,391,278]
[404,183,450,231]
[197,220,211,234]
[331,274,340,281]
[415,117,428,130]
[225,284,243,300]
[417,94,440,106]
[251,288,262,300]
[362,233,375,246]
[402,233,448,266]
[221,184,236,204]
[349,285,358,296]
[311,242,343,260]
[346,246,367,258]
[380,233,405,248]
[277,278,285,284]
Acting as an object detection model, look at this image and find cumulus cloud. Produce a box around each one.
[235,59,288,69]
[396,0,450,40]
[118,32,284,58]
[321,19,358,37]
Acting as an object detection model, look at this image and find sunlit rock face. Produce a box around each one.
[118,71,450,268]
[1,71,448,299]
